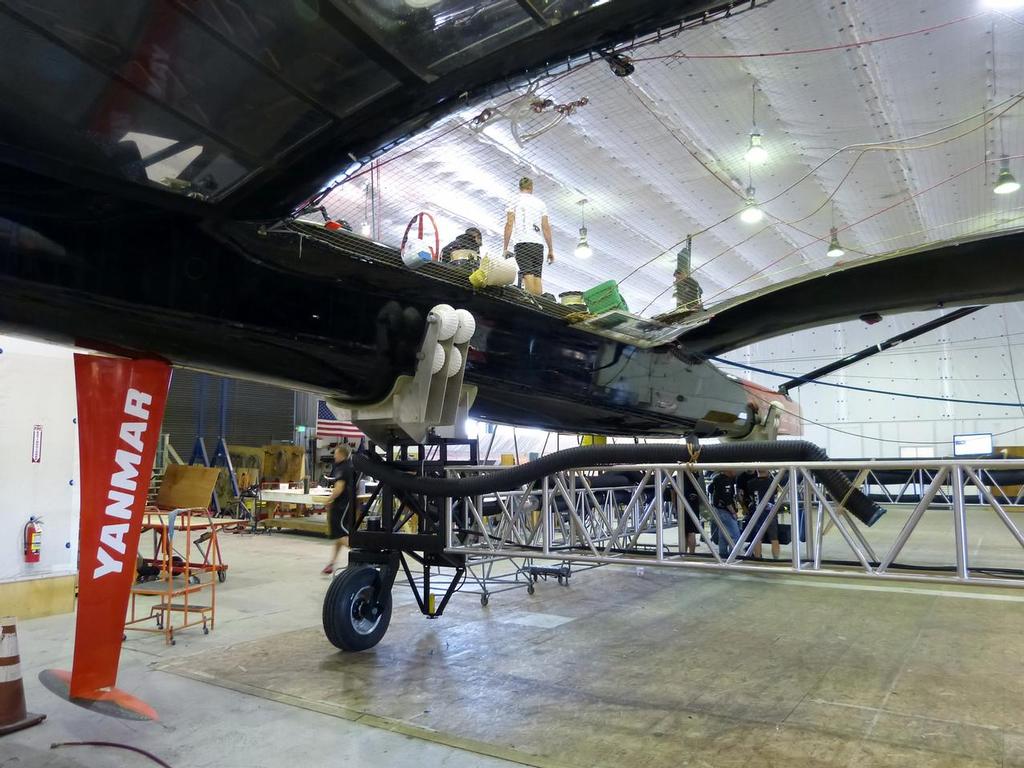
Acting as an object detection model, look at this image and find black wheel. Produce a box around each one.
[218,570,227,583]
[203,626,209,635]
[322,566,392,652]
[527,583,535,595]
[480,594,489,607]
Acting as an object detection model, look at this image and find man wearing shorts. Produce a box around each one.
[502,176,554,295]
[708,469,742,558]
[322,444,354,574]
[745,469,781,560]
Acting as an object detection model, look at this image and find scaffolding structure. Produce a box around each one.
[442,459,1024,589]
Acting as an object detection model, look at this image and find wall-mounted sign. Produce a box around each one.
[31,424,42,463]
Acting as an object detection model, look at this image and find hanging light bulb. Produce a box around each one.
[575,229,592,259]
[744,83,767,164]
[826,227,844,258]
[994,161,1020,195]
[740,187,763,224]
[574,199,592,258]
[746,131,767,164]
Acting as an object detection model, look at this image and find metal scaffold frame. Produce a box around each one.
[442,459,1024,589]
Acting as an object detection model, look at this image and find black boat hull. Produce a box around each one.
[0,174,752,438]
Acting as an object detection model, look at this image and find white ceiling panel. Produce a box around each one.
[322,0,1024,316]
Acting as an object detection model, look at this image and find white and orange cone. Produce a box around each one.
[0,617,45,736]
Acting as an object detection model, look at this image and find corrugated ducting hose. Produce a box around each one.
[354,440,886,526]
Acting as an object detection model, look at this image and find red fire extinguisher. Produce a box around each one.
[24,516,41,563]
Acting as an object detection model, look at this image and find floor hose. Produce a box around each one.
[354,440,886,526]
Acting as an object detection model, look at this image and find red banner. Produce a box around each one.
[70,355,171,699]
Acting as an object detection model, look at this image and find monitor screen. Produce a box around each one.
[953,433,993,457]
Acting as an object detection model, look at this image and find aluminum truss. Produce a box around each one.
[443,459,1024,589]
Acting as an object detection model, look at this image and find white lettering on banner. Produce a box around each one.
[118,422,146,453]
[110,449,140,491]
[124,388,152,420]
[104,490,134,521]
[94,388,154,580]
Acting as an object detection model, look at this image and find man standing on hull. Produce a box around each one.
[503,176,554,295]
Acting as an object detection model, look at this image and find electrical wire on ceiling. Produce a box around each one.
[324,5,993,206]
[699,150,1024,308]
[739,328,1024,364]
[316,3,1023,320]
[630,12,985,62]
[711,355,1024,409]
[741,386,1024,446]
[622,92,1024,301]
[321,0,772,196]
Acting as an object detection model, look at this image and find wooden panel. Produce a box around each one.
[0,574,76,619]
[156,464,222,509]
[262,445,306,483]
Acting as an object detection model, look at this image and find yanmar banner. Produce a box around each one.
[70,355,170,700]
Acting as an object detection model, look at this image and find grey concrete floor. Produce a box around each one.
[5,511,1024,768]
[4,532,517,768]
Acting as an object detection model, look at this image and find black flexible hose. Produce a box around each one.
[354,440,886,526]
[51,742,172,768]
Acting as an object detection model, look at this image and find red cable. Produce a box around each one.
[632,13,983,62]
[702,152,1024,305]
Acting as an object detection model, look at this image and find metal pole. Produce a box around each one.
[789,467,801,571]
[878,467,948,574]
[444,496,453,549]
[655,469,664,561]
[542,475,551,556]
[803,471,816,564]
[951,465,969,580]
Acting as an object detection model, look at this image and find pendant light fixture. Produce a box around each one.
[826,201,844,258]
[994,159,1020,195]
[740,189,764,224]
[574,199,592,259]
[745,83,767,165]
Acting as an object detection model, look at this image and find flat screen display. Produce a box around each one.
[952,433,993,457]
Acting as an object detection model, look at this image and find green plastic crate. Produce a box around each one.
[583,280,628,314]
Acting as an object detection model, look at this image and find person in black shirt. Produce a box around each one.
[675,472,703,554]
[708,470,741,558]
[744,469,781,560]
[735,470,757,512]
[322,444,355,575]
[440,227,482,265]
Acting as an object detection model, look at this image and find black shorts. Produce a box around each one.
[327,501,349,540]
[514,242,544,277]
[743,511,779,542]
[679,497,701,534]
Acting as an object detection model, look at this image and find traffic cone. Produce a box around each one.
[0,617,45,736]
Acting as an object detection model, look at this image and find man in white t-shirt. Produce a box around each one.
[502,176,554,295]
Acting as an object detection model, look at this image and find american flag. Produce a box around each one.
[316,401,365,439]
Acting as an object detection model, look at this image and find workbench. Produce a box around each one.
[259,488,371,535]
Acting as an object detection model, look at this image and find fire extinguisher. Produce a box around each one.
[24,516,41,563]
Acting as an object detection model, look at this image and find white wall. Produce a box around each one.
[722,302,1024,458]
[0,336,79,583]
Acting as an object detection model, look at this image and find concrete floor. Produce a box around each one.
[5,512,1024,768]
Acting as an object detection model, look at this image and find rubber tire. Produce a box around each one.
[480,594,489,607]
[218,570,227,583]
[527,583,535,595]
[323,566,392,652]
